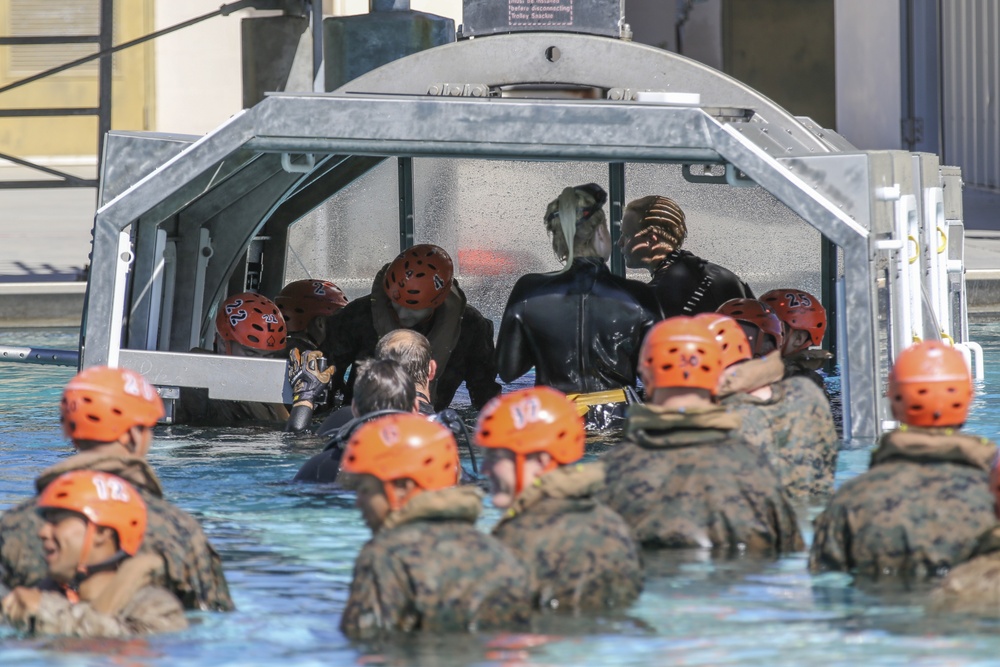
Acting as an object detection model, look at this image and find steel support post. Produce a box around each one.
[820,235,838,372]
[97,0,114,175]
[608,162,626,277]
[398,157,415,251]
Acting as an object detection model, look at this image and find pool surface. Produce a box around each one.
[1,324,1000,666]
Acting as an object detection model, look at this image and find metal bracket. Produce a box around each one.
[426,83,491,97]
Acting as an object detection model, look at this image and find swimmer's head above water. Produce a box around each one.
[638,316,725,411]
[341,413,459,532]
[620,195,687,272]
[475,386,585,509]
[543,183,613,270]
[215,291,287,357]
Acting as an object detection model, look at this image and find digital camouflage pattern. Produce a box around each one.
[0,453,234,611]
[11,587,187,638]
[810,427,997,579]
[718,352,837,501]
[781,349,833,392]
[928,524,1000,615]
[492,462,642,612]
[599,404,805,554]
[341,486,532,639]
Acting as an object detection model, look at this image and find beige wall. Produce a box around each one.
[155,0,462,136]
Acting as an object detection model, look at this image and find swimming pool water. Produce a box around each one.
[1,323,1000,666]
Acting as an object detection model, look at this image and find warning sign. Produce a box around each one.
[509,0,574,27]
[462,0,620,38]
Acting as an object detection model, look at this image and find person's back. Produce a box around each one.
[0,367,233,611]
[810,341,995,579]
[600,317,803,554]
[344,486,531,635]
[339,413,531,639]
[498,257,660,393]
[603,403,803,553]
[477,388,642,612]
[929,524,1000,615]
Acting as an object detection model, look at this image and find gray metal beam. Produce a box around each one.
[118,349,290,402]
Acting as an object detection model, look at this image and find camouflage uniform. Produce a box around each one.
[809,426,996,579]
[719,352,838,501]
[928,525,1000,615]
[492,462,642,612]
[341,486,532,639]
[0,453,234,611]
[599,404,804,554]
[320,268,501,412]
[782,349,833,392]
[10,555,188,638]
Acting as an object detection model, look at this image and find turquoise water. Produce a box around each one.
[1,324,999,666]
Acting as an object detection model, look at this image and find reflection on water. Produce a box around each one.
[1,325,1000,665]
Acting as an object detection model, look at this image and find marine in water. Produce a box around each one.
[810,340,995,579]
[339,413,532,639]
[477,386,642,612]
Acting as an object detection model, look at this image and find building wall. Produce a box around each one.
[834,0,901,149]
[0,0,153,159]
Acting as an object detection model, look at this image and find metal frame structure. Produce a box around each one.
[78,31,971,443]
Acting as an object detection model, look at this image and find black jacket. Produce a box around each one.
[319,269,500,411]
[649,249,753,317]
[496,257,661,394]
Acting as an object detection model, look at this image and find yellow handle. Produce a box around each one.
[940,330,955,345]
[937,227,947,254]
[907,235,919,265]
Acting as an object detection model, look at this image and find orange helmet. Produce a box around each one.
[889,341,973,427]
[342,413,459,510]
[275,279,349,333]
[61,366,164,444]
[382,244,454,310]
[693,313,752,369]
[215,292,287,354]
[760,289,827,349]
[717,299,784,355]
[476,387,585,494]
[639,316,724,394]
[37,470,147,572]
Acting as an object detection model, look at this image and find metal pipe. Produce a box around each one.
[0,346,80,367]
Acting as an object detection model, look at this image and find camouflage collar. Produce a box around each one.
[784,348,833,372]
[35,453,164,497]
[626,404,740,448]
[971,524,1000,557]
[717,351,785,397]
[495,462,604,528]
[380,485,482,532]
[871,426,997,472]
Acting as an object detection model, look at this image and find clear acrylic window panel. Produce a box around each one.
[624,163,823,300]
[283,159,399,300]
[411,158,608,323]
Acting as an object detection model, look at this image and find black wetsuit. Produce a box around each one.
[649,249,753,317]
[496,257,661,395]
[319,272,501,412]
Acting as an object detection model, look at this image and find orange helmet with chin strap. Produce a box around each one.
[37,470,147,575]
[382,244,454,310]
[760,289,827,350]
[61,366,164,444]
[215,292,287,354]
[694,313,752,369]
[475,387,585,494]
[275,279,348,333]
[889,340,973,427]
[342,413,459,511]
[639,316,724,394]
[717,298,784,355]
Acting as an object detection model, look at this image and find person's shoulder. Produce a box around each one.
[0,496,38,527]
[143,496,208,537]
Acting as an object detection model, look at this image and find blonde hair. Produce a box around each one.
[625,195,687,250]
[543,185,608,270]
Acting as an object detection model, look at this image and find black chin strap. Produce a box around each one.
[71,550,129,589]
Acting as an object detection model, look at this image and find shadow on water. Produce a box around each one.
[2,325,1000,665]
